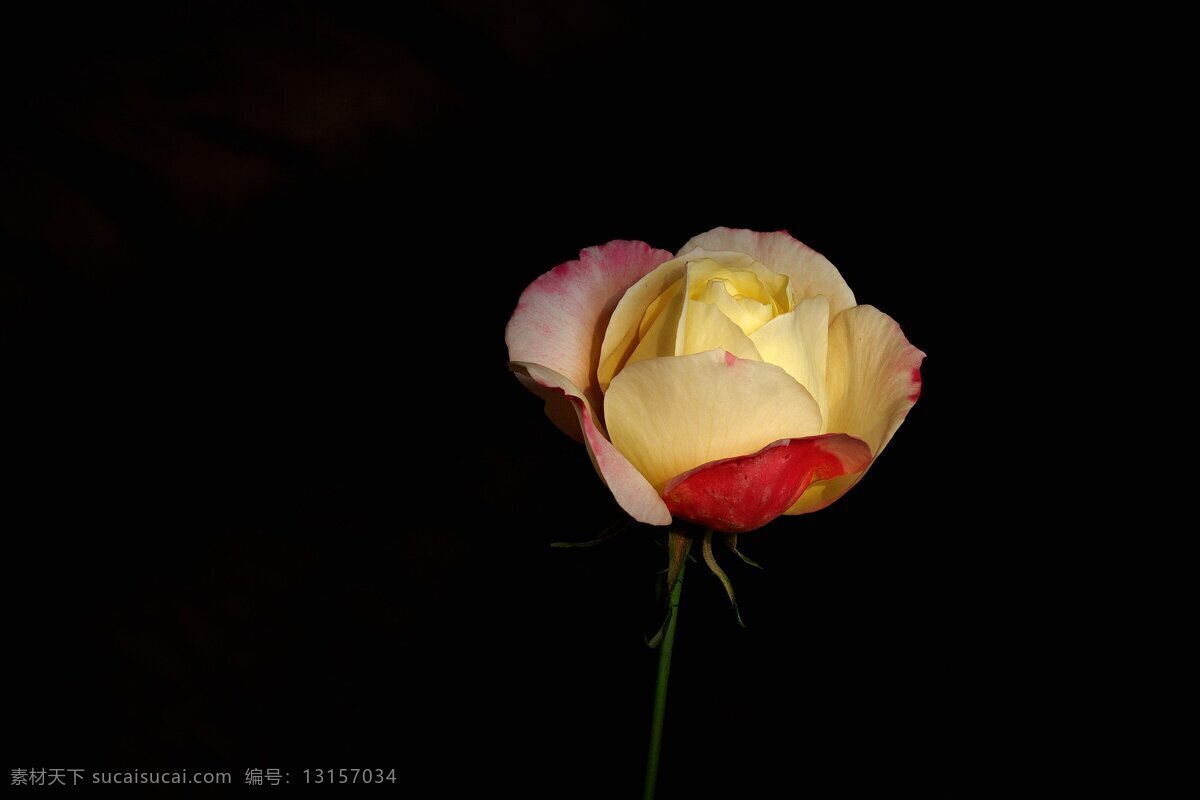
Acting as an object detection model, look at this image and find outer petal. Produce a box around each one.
[506,240,673,435]
[786,305,924,514]
[679,227,856,316]
[515,372,584,443]
[605,350,822,493]
[824,305,925,456]
[511,361,672,526]
[750,295,830,425]
[663,434,872,533]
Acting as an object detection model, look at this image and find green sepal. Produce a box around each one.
[551,518,630,548]
[702,530,745,627]
[724,534,762,569]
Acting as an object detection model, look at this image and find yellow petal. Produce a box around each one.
[749,295,830,425]
[696,279,775,336]
[638,277,685,338]
[785,305,924,514]
[679,228,856,316]
[598,249,791,392]
[597,255,690,392]
[623,272,763,371]
[684,256,790,313]
[605,350,822,493]
[623,277,686,369]
[681,300,762,360]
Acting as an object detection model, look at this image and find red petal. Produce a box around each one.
[662,434,872,533]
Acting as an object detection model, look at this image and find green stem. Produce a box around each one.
[643,557,685,800]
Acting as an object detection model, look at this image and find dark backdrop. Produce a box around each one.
[4,3,992,796]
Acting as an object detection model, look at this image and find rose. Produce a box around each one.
[506,227,923,533]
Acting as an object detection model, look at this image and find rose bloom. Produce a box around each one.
[506,228,923,533]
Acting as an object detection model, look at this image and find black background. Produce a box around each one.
[4,2,996,796]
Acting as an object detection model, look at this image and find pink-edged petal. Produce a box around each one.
[506,239,673,433]
[511,361,671,526]
[678,227,856,316]
[786,304,924,515]
[514,373,584,443]
[825,305,924,457]
[662,434,872,533]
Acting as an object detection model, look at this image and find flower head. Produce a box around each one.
[507,228,923,533]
